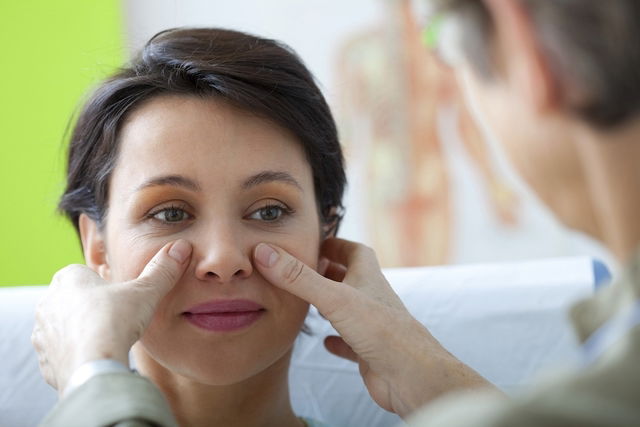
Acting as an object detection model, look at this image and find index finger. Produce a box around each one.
[320,238,366,265]
[253,243,351,314]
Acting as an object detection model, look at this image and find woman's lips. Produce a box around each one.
[183,299,265,332]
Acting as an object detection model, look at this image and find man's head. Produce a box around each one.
[434,0,640,129]
[430,0,640,247]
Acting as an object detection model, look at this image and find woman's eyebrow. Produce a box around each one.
[242,171,302,191]
[134,175,202,193]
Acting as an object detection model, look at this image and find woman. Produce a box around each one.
[33,1,640,426]
[56,27,346,426]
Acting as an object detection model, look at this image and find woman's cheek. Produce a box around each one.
[272,287,310,332]
[272,225,321,270]
[108,233,171,282]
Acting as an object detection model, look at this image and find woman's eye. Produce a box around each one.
[151,207,191,223]
[249,205,287,222]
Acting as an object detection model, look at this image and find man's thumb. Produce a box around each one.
[253,243,337,309]
[135,239,192,296]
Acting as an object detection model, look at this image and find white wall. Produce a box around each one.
[123,0,379,104]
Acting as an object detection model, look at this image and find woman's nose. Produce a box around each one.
[192,225,253,283]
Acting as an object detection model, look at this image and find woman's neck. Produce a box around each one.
[132,344,303,427]
[574,118,640,263]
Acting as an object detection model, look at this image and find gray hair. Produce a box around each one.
[433,0,640,129]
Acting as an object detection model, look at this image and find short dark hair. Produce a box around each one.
[434,0,640,129]
[59,27,346,236]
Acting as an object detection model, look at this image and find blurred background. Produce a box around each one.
[0,0,616,286]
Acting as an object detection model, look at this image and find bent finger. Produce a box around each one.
[321,238,383,286]
[324,335,358,362]
[324,260,348,282]
[253,243,345,312]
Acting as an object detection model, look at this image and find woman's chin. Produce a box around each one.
[134,339,295,387]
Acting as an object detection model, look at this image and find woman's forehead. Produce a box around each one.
[119,95,298,154]
[112,95,313,193]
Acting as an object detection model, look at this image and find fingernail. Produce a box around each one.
[255,243,279,268]
[168,240,191,263]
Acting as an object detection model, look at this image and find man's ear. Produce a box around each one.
[79,213,111,280]
[484,0,559,113]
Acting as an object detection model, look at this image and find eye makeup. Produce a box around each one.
[126,172,306,234]
[245,200,296,225]
[146,202,194,226]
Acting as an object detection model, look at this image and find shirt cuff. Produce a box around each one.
[64,359,131,397]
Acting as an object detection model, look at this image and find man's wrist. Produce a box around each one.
[392,321,441,416]
[395,321,496,417]
[63,359,132,397]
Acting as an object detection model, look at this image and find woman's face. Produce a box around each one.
[97,95,321,385]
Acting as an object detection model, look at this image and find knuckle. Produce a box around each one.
[51,264,95,288]
[156,266,176,285]
[34,301,44,317]
[132,276,153,290]
[322,287,355,321]
[42,366,55,389]
[144,259,176,286]
[356,244,382,270]
[57,264,82,277]
[50,269,66,286]
[360,244,376,258]
[282,257,306,285]
[30,331,40,349]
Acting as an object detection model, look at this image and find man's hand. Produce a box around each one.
[254,238,493,417]
[31,239,192,395]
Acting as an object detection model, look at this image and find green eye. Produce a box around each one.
[153,207,190,223]
[248,204,291,222]
[256,206,282,221]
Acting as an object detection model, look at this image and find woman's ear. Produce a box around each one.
[322,207,340,239]
[78,213,111,280]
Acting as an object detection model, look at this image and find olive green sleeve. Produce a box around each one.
[39,372,178,427]
[405,325,640,427]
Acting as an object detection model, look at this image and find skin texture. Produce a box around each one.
[82,94,321,426]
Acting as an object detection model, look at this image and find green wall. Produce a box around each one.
[0,1,124,285]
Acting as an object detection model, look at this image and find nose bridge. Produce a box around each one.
[192,218,253,282]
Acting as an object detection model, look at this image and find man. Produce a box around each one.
[33,0,640,425]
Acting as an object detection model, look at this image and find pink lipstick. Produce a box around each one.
[183,300,265,332]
